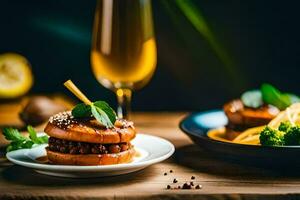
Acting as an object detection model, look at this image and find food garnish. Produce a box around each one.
[261,84,292,110]
[3,126,48,152]
[64,80,116,128]
[241,83,300,110]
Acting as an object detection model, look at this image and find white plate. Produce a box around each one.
[6,133,175,178]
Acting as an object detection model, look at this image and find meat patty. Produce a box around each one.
[223,99,280,128]
[48,137,131,155]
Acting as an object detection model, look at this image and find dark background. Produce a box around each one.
[1,0,299,111]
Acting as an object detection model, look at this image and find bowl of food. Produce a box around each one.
[180,84,300,168]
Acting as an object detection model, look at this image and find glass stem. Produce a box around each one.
[116,88,132,119]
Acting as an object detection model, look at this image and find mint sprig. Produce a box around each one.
[240,83,300,110]
[71,101,116,128]
[27,125,48,144]
[261,83,291,110]
[2,126,48,152]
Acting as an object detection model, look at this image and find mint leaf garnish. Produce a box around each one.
[3,127,27,141]
[241,84,300,110]
[261,84,291,110]
[72,103,91,118]
[93,101,116,125]
[27,125,48,144]
[71,101,116,128]
[2,126,48,152]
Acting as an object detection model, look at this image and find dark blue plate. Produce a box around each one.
[180,110,300,168]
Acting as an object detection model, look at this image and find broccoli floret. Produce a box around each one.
[278,121,292,132]
[284,126,300,145]
[260,122,300,146]
[259,126,285,146]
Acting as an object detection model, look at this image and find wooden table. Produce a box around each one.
[2,112,300,199]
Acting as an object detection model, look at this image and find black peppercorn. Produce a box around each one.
[195,185,202,189]
[182,183,191,189]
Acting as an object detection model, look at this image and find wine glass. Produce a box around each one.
[91,0,157,119]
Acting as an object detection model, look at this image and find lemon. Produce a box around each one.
[0,53,33,98]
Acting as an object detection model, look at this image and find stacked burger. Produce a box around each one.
[44,111,136,165]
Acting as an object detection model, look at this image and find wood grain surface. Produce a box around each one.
[1,99,300,199]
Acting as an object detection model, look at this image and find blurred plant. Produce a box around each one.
[161,0,246,90]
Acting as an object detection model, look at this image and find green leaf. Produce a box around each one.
[91,104,114,128]
[71,103,91,118]
[71,101,116,128]
[94,101,117,124]
[6,144,14,152]
[27,125,48,144]
[95,106,114,127]
[241,90,263,108]
[3,126,48,152]
[6,140,34,152]
[27,125,39,143]
[22,140,35,148]
[2,128,27,142]
[261,83,291,110]
[38,135,49,143]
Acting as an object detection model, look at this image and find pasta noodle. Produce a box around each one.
[207,103,300,145]
[232,126,264,145]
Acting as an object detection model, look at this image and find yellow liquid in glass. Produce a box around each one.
[91,0,157,90]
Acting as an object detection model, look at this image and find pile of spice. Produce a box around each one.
[164,170,202,190]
